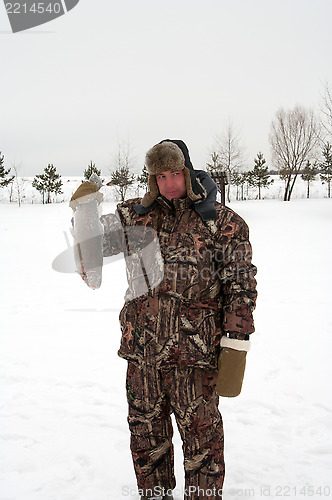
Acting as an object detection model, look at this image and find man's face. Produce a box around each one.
[156,170,187,201]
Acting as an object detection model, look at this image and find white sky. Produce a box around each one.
[1,0,332,177]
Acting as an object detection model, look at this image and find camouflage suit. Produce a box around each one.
[100,194,257,499]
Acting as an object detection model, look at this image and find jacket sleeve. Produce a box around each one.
[100,209,126,257]
[217,211,257,340]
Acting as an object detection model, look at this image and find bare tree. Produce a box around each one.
[320,81,332,140]
[209,120,246,202]
[269,105,321,201]
[11,161,25,206]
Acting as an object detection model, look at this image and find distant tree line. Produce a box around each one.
[207,141,332,201]
[207,81,332,201]
[1,141,331,204]
[1,82,332,203]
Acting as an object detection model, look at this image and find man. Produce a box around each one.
[70,140,257,500]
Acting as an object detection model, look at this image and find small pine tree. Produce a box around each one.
[83,161,103,182]
[32,164,63,204]
[231,171,247,201]
[110,166,135,202]
[137,165,149,192]
[248,152,274,199]
[0,152,14,188]
[301,160,317,199]
[319,142,332,198]
[243,171,252,199]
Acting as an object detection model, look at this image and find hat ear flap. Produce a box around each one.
[183,167,201,202]
[141,175,159,207]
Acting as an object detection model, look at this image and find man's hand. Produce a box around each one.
[70,181,103,210]
[216,337,250,397]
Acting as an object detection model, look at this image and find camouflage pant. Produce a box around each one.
[126,362,225,499]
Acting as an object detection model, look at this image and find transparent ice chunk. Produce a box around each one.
[73,176,104,289]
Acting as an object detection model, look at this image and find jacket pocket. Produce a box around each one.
[179,304,220,360]
[118,301,137,355]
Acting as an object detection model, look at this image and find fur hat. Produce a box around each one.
[141,140,202,207]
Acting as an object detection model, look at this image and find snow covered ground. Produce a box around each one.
[1,197,332,500]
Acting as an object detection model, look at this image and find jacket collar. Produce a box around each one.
[156,195,193,212]
[133,169,218,220]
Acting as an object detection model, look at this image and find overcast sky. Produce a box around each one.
[1,0,332,177]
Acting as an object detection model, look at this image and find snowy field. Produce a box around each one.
[1,196,332,500]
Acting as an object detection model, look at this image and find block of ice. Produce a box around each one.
[73,176,104,289]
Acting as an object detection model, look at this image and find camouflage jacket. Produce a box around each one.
[101,196,257,369]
